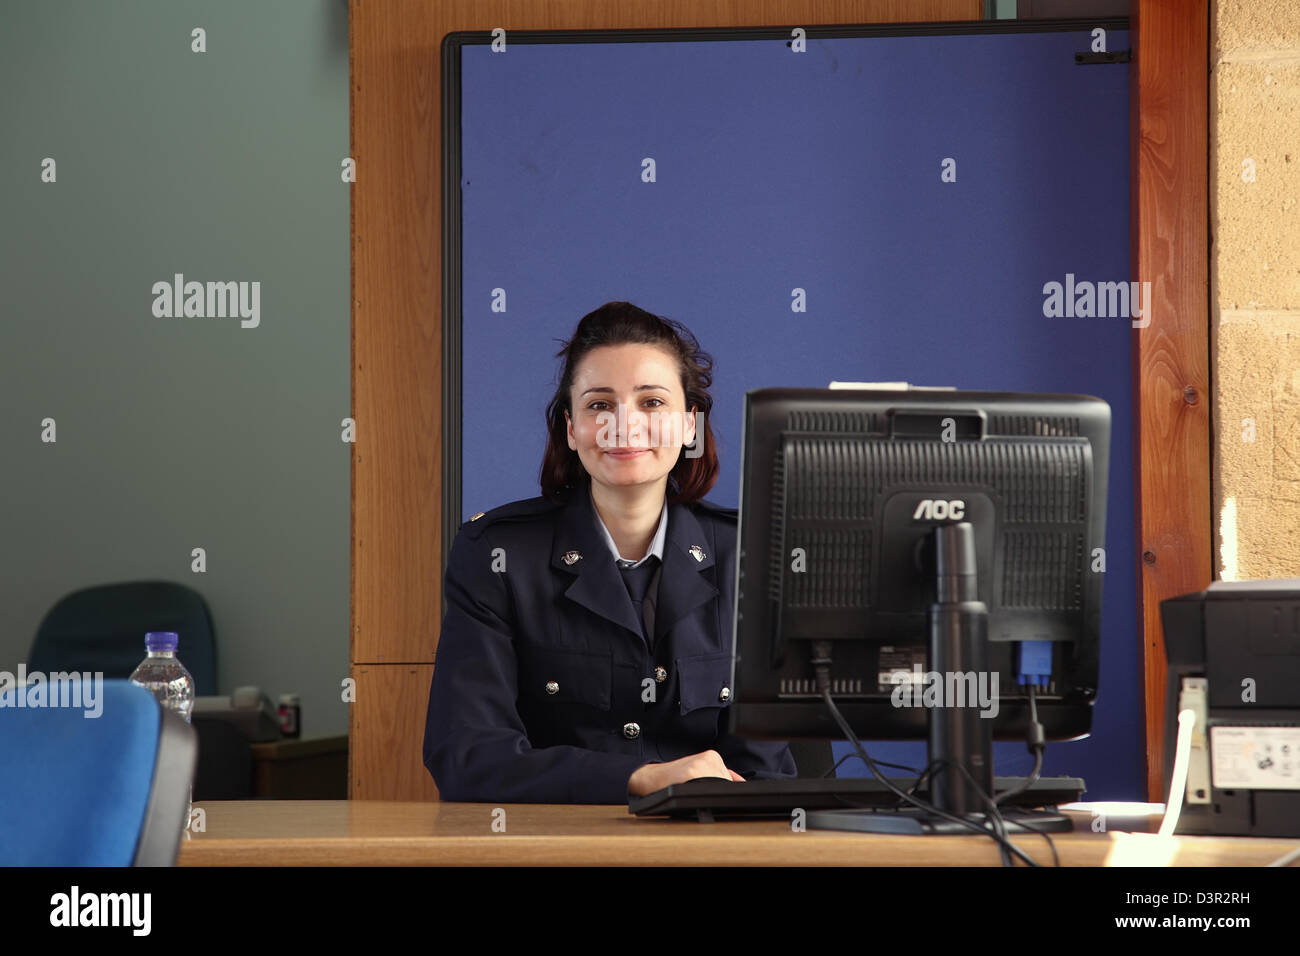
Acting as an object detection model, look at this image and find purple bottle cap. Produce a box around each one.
[145,631,179,652]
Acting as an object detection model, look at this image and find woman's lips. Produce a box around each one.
[605,448,649,458]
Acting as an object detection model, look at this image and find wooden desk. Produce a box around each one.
[179,801,1300,866]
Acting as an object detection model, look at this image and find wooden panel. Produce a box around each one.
[1131,0,1211,800]
[351,0,985,800]
[351,2,443,670]
[349,665,438,801]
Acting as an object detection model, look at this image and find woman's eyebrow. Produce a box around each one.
[578,384,669,397]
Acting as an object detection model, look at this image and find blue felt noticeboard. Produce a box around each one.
[447,22,1140,799]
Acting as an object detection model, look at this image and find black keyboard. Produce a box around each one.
[629,775,1086,818]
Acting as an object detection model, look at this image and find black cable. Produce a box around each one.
[815,674,1040,866]
[933,757,1014,865]
[904,758,944,797]
[818,747,1059,865]
[807,638,1063,866]
[1039,824,1061,867]
[817,751,1019,863]
[821,690,1036,865]
[928,755,1060,867]
[995,684,1046,807]
[886,687,1060,866]
[824,751,923,779]
[926,682,1060,866]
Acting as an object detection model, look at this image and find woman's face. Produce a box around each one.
[565,343,697,495]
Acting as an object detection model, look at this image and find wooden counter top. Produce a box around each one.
[178,801,1300,866]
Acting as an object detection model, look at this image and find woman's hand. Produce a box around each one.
[626,749,746,796]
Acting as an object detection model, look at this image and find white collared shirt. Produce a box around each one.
[590,488,667,569]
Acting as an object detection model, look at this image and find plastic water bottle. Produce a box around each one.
[129,631,195,832]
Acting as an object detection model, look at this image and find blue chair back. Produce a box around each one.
[0,679,196,865]
[28,581,216,695]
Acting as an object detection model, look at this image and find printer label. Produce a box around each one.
[1210,726,1300,790]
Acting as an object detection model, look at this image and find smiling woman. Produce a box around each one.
[541,301,718,507]
[422,301,796,804]
[555,313,707,561]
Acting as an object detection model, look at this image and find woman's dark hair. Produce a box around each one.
[540,301,719,503]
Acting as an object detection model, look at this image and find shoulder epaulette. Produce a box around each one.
[691,498,739,521]
[461,496,562,539]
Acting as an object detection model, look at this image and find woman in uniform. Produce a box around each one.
[423,301,796,803]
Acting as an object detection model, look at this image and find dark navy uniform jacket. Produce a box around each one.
[423,479,796,803]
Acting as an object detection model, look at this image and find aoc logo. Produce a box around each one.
[912,499,965,521]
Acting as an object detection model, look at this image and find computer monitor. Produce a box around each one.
[728,387,1110,831]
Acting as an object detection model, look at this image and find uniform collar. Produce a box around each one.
[588,483,667,568]
[552,480,719,648]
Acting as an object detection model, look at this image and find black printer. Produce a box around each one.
[1162,579,1300,837]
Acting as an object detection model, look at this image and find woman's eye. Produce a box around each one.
[587,399,665,411]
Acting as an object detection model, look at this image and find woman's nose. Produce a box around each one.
[620,404,651,443]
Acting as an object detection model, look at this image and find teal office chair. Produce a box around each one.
[28,581,217,695]
[0,679,197,865]
[25,581,253,802]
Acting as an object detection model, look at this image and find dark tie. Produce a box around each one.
[618,556,660,647]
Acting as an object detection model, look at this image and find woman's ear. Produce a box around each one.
[684,407,697,449]
[564,409,577,451]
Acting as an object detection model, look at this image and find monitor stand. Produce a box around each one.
[808,522,1076,836]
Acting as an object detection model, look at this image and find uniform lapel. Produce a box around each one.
[654,499,720,647]
[550,485,643,640]
[550,482,721,650]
